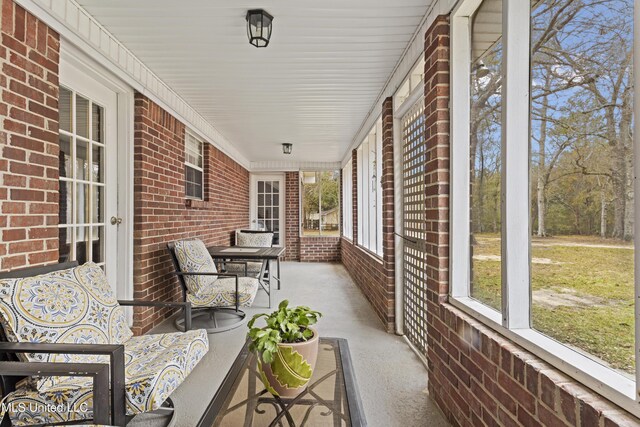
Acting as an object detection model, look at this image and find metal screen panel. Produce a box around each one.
[401,99,428,354]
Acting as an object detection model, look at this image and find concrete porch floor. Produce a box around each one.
[134,262,449,427]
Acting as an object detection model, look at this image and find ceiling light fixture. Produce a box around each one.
[246,9,274,48]
[282,143,293,155]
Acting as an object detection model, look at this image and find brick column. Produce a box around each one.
[423,18,451,308]
[423,14,453,412]
[351,148,358,245]
[284,172,300,261]
[381,97,395,321]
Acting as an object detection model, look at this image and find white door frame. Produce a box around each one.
[249,173,286,247]
[60,41,134,304]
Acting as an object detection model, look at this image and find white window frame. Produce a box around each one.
[300,170,341,237]
[356,120,384,257]
[342,160,354,240]
[185,130,204,200]
[450,0,640,417]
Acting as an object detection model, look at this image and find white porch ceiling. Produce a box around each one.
[75,0,432,163]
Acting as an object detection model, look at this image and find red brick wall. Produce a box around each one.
[284,171,299,261]
[0,0,60,271]
[133,93,249,334]
[380,97,395,324]
[424,15,639,427]
[341,238,392,331]
[299,237,340,262]
[340,98,396,332]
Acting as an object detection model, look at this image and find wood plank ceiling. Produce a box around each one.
[75,0,432,163]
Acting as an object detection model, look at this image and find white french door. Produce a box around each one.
[250,175,284,246]
[58,63,120,293]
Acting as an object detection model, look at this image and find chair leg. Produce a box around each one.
[176,308,246,334]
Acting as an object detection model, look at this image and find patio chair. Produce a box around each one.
[224,230,275,279]
[0,261,209,427]
[167,239,260,333]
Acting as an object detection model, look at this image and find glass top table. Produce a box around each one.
[197,338,366,427]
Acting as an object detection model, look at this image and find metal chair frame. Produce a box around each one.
[0,262,188,427]
[167,242,252,333]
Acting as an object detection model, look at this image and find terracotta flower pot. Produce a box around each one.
[258,328,319,398]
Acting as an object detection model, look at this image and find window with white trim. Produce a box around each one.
[451,0,638,414]
[356,120,383,256]
[342,160,353,240]
[185,131,204,199]
[301,171,340,236]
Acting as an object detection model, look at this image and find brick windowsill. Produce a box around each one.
[184,199,214,209]
[299,235,341,240]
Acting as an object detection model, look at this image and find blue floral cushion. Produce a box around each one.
[3,329,209,425]
[0,262,133,389]
[173,239,218,297]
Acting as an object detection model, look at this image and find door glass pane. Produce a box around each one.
[92,103,103,143]
[92,186,103,223]
[92,226,104,263]
[92,146,103,182]
[76,227,90,264]
[59,181,72,225]
[76,183,89,225]
[76,95,90,139]
[530,0,635,376]
[469,0,503,311]
[59,87,72,133]
[59,134,72,179]
[58,227,71,263]
[76,139,89,181]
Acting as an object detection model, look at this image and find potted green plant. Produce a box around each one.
[247,300,322,398]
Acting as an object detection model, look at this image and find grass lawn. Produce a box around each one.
[471,233,635,375]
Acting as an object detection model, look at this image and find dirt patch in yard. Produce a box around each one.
[533,288,607,308]
[473,255,563,265]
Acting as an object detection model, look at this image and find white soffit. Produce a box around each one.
[70,0,432,164]
[343,0,456,165]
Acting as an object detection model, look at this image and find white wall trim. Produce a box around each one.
[15,0,251,170]
[341,0,458,166]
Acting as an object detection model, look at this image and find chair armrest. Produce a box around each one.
[175,271,238,278]
[0,361,111,425]
[0,342,126,426]
[118,300,192,332]
[118,300,189,308]
[174,272,241,311]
